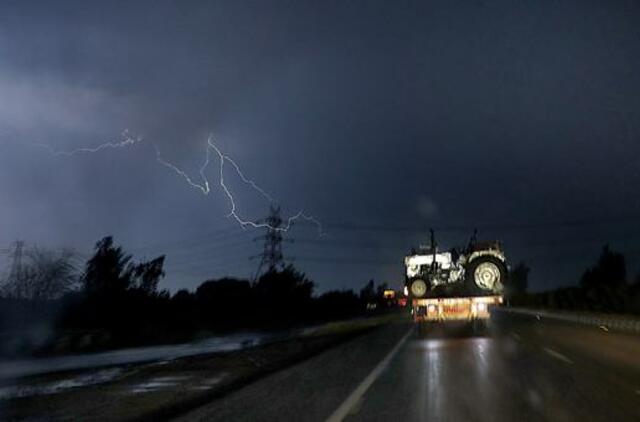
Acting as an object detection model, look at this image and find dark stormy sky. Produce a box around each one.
[1,0,640,293]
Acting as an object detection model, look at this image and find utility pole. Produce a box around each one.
[252,205,291,282]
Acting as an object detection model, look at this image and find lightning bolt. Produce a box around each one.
[37,131,324,236]
[156,134,323,234]
[34,130,144,156]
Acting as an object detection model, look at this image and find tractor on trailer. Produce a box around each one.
[405,230,506,323]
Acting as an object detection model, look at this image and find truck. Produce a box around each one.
[405,230,506,323]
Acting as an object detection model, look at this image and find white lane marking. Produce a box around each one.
[326,327,413,422]
[543,347,573,364]
[599,325,609,332]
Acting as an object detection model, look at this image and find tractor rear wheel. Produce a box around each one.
[465,256,506,293]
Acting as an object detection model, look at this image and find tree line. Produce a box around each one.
[508,245,640,314]
[0,236,395,357]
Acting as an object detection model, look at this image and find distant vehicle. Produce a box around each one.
[405,230,505,323]
[381,289,406,308]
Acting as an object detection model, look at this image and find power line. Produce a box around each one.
[127,227,254,253]
[324,215,640,233]
[166,253,255,270]
[144,237,258,261]
[294,255,401,266]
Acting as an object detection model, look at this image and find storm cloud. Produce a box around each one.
[1,0,639,292]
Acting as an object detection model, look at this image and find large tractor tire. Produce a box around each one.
[465,256,506,293]
[408,278,428,298]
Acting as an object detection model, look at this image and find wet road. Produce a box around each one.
[179,312,640,422]
[347,314,640,421]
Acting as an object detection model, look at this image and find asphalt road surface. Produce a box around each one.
[177,312,640,422]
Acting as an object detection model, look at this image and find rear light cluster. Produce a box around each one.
[411,295,502,322]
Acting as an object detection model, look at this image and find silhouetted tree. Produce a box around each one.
[580,245,626,290]
[573,245,626,312]
[82,237,134,296]
[315,290,361,320]
[132,256,166,296]
[60,236,168,345]
[2,248,77,300]
[82,236,166,297]
[170,289,197,333]
[508,262,530,296]
[359,279,376,303]
[254,265,314,322]
[196,278,252,328]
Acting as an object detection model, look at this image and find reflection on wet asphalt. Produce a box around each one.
[347,317,640,422]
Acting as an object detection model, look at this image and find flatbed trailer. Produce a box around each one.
[411,295,502,322]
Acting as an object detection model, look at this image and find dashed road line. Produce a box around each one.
[543,347,573,364]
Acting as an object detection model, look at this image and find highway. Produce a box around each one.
[177,312,640,422]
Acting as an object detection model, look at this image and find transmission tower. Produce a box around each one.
[252,205,292,281]
[2,240,25,298]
